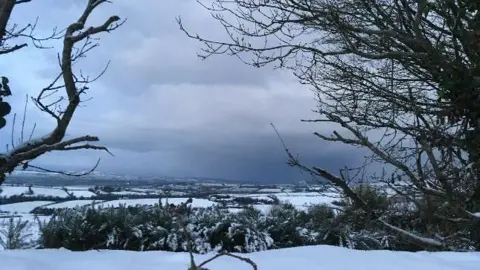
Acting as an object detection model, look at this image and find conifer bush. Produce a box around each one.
[39,204,274,253]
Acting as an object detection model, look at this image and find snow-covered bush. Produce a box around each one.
[38,204,273,253]
[186,206,273,253]
[304,204,340,245]
[261,203,318,248]
[0,218,35,249]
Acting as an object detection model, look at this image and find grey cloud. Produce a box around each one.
[26,0,275,93]
[32,130,363,183]
[3,0,364,183]
[104,0,275,89]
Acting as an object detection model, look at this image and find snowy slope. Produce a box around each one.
[65,189,97,198]
[1,245,479,270]
[0,201,54,213]
[29,187,69,198]
[44,200,103,208]
[0,186,30,197]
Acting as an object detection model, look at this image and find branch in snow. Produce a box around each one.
[195,252,258,270]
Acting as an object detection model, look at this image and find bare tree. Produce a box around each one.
[0,0,124,184]
[178,0,480,250]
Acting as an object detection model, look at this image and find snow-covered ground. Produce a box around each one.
[44,200,103,209]
[231,204,273,213]
[0,198,217,212]
[0,201,54,214]
[257,188,282,193]
[63,186,91,191]
[222,192,340,208]
[1,245,479,270]
[128,188,162,194]
[111,191,146,196]
[29,187,69,198]
[227,204,276,213]
[0,186,30,197]
[65,189,96,198]
[253,204,274,212]
[278,195,337,207]
[0,186,70,198]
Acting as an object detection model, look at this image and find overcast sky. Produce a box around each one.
[0,0,365,183]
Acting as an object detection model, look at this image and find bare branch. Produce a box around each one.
[0,0,123,183]
[183,0,480,250]
[195,252,258,270]
[22,158,102,177]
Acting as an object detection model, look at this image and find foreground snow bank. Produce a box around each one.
[1,245,479,270]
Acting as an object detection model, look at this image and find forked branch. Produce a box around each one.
[0,0,123,183]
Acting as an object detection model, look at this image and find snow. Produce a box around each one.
[65,189,97,198]
[224,192,341,212]
[0,201,54,213]
[220,192,340,207]
[1,245,479,270]
[128,188,160,193]
[98,198,216,208]
[253,204,274,212]
[227,207,244,213]
[44,200,103,209]
[111,191,144,195]
[0,186,71,198]
[278,195,337,207]
[258,188,282,193]
[244,195,275,201]
[29,187,69,198]
[227,203,318,213]
[227,205,273,213]
[248,192,340,208]
[0,186,29,197]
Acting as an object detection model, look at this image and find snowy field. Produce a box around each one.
[1,245,479,270]
[111,191,146,195]
[43,200,103,209]
[30,187,69,198]
[63,186,91,191]
[0,189,340,216]
[223,191,341,208]
[66,189,96,198]
[0,186,69,198]
[0,201,54,213]
[0,186,30,197]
